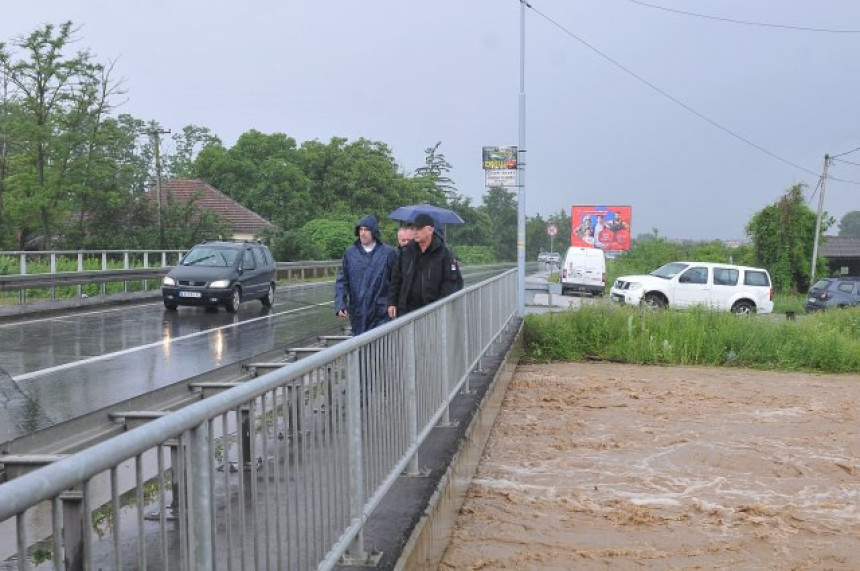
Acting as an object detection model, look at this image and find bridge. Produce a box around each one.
[0,258,559,570]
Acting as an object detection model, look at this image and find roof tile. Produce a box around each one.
[147,179,272,234]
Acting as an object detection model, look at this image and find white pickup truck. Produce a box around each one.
[610,261,774,314]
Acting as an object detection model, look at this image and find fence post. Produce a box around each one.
[188,422,213,570]
[77,252,84,298]
[50,253,57,301]
[404,323,420,475]
[439,303,453,426]
[61,488,84,570]
[124,252,130,293]
[101,252,107,296]
[343,349,368,562]
[19,253,26,304]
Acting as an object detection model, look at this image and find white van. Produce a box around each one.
[560,247,606,296]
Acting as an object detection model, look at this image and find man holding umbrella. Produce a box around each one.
[387,213,463,318]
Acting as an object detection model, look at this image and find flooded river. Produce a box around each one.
[441,362,859,570]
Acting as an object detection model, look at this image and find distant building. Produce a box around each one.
[821,235,860,276]
[148,179,272,241]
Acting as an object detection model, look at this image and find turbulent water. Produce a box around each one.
[441,362,860,570]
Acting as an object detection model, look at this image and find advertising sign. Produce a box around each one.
[484,169,517,187]
[570,205,632,251]
[482,146,517,170]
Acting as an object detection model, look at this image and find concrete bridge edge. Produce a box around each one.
[395,321,524,570]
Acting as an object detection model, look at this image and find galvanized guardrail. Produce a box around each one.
[0,269,517,570]
[0,248,341,305]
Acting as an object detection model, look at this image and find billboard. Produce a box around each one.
[570,205,632,251]
[482,146,517,170]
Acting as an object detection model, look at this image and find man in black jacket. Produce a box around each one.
[387,213,463,318]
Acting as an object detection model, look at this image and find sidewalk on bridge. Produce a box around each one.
[525,269,577,313]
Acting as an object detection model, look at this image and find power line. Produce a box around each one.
[830,145,860,159]
[524,3,822,178]
[623,0,860,34]
[831,157,860,167]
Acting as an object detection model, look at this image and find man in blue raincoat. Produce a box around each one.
[335,214,397,335]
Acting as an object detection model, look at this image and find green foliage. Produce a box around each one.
[837,211,860,237]
[523,304,860,374]
[414,141,456,199]
[451,245,495,265]
[745,184,830,294]
[270,218,354,261]
[479,187,517,261]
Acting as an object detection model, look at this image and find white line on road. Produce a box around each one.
[13,302,333,382]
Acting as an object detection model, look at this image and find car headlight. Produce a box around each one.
[162,276,175,286]
[209,279,230,289]
[627,282,643,291]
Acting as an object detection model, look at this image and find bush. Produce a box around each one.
[451,245,495,266]
[524,304,860,374]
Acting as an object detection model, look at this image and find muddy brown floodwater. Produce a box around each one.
[440,362,860,570]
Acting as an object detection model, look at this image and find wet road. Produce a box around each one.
[0,267,508,444]
[0,283,342,441]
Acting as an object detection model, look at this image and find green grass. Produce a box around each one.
[524,304,860,374]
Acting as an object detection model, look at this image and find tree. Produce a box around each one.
[837,211,860,237]
[414,141,456,200]
[0,22,124,249]
[166,125,221,179]
[745,184,830,293]
[479,186,518,261]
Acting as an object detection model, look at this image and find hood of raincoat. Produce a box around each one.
[355,214,383,243]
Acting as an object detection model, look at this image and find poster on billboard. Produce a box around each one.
[482,146,517,170]
[570,205,633,251]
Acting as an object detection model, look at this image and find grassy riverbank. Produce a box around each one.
[524,304,860,374]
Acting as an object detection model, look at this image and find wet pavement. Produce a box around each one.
[0,284,342,441]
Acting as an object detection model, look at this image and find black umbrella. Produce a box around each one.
[387,204,465,225]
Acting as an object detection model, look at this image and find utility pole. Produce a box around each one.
[810,154,829,284]
[517,0,528,317]
[144,128,171,247]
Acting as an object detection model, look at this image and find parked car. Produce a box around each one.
[560,247,606,296]
[610,261,774,314]
[804,277,860,312]
[162,240,277,312]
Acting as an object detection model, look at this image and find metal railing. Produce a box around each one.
[0,269,517,570]
[0,249,341,305]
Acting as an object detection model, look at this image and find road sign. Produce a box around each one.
[546,223,559,237]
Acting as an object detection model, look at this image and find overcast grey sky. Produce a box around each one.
[2,0,857,240]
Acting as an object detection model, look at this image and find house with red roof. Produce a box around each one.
[148,179,272,240]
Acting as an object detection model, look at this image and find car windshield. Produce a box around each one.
[811,279,831,290]
[650,262,689,279]
[182,246,237,267]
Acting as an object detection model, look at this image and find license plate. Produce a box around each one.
[179,291,202,298]
[808,297,814,303]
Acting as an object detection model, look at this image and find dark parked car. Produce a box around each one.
[162,240,276,312]
[805,277,860,312]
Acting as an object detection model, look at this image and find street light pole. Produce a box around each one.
[517,0,527,317]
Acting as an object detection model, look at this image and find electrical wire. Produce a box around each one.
[808,176,823,202]
[831,157,860,167]
[622,0,860,34]
[524,3,822,178]
[830,145,860,159]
